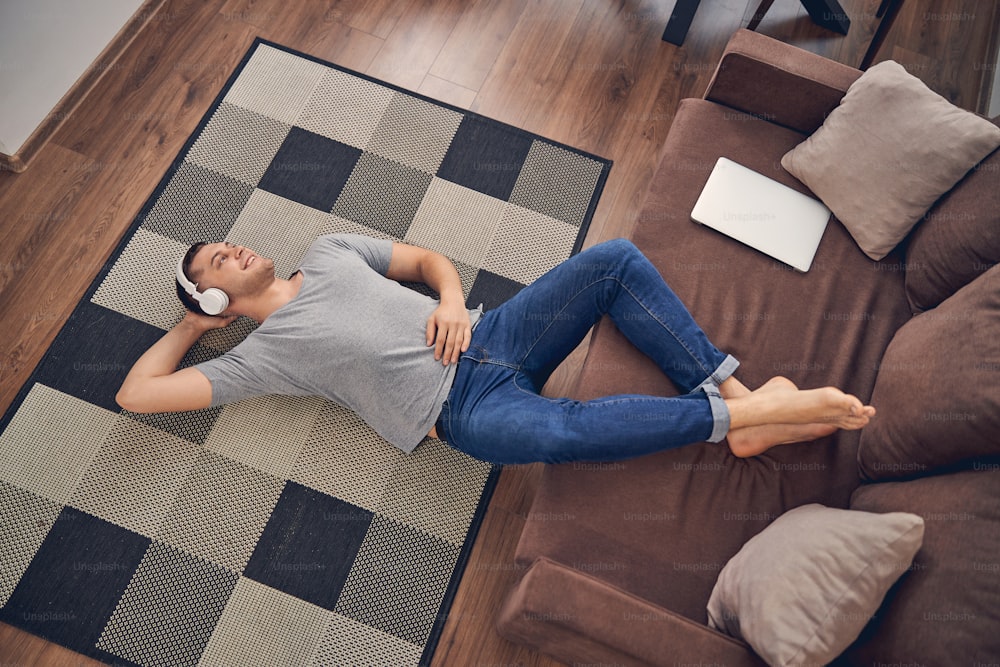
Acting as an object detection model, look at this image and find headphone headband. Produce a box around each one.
[176,255,229,316]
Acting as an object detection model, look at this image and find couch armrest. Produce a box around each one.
[704,29,862,134]
[497,557,764,667]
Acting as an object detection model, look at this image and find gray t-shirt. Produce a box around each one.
[196,233,481,453]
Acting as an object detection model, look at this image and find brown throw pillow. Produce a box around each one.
[858,264,1000,480]
[904,119,1000,312]
[847,471,1000,666]
[781,61,1000,261]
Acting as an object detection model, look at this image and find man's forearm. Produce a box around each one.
[116,311,230,413]
[417,250,472,365]
[419,252,465,305]
[117,319,204,402]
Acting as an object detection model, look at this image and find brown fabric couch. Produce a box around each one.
[496,29,1000,666]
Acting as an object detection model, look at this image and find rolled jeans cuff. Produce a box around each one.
[694,354,739,443]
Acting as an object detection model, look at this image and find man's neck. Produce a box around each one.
[241,272,304,323]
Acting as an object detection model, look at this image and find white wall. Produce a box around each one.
[0,0,144,154]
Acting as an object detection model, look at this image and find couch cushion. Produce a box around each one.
[514,98,913,622]
[704,29,860,135]
[858,263,1000,480]
[706,504,924,667]
[846,470,1000,665]
[903,118,1000,313]
[781,61,1000,261]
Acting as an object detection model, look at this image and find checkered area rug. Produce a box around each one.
[0,40,610,666]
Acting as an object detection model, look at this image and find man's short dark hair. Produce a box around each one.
[176,242,209,314]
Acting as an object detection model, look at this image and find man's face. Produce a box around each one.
[188,241,275,299]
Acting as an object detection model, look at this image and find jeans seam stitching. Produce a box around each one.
[616,279,716,383]
[516,279,604,372]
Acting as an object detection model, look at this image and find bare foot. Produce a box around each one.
[726,422,838,458]
[718,375,752,400]
[726,376,874,430]
[718,376,875,457]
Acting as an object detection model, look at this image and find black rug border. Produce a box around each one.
[0,36,613,665]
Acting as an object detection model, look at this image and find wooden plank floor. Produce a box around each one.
[1,1,996,665]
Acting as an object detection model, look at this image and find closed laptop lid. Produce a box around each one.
[690,157,831,272]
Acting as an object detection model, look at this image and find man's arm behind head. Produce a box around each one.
[116,311,233,413]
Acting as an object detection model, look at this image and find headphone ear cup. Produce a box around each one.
[198,288,230,316]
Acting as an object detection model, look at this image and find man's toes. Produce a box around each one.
[841,414,870,430]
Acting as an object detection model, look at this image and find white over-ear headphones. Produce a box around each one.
[176,256,230,316]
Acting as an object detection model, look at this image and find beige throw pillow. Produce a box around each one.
[781,60,1000,260]
[707,504,924,667]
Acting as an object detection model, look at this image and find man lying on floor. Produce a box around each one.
[116,234,874,464]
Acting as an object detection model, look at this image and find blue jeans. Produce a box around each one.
[436,239,739,464]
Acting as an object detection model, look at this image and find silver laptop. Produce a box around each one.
[690,157,831,272]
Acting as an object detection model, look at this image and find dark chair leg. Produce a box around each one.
[861,0,905,69]
[747,0,849,34]
[661,0,702,45]
[799,0,851,34]
[747,0,776,31]
[876,0,894,19]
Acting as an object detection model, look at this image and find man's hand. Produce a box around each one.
[181,309,238,333]
[426,299,471,366]
[387,242,472,367]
